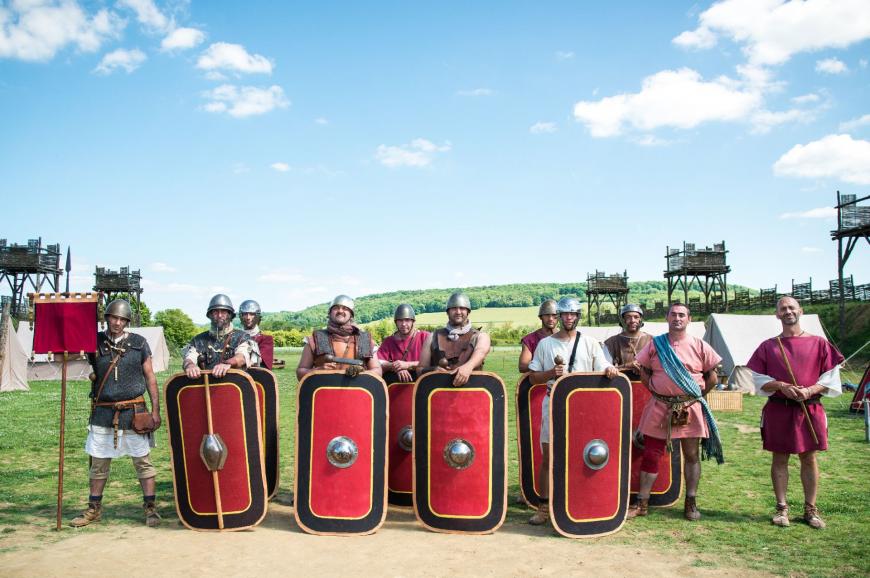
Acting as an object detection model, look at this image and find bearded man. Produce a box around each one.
[417,292,491,387]
[296,295,381,379]
[603,304,652,381]
[183,294,260,379]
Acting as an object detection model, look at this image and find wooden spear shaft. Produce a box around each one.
[203,373,224,530]
[56,353,68,531]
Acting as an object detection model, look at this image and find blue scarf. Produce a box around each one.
[653,334,724,464]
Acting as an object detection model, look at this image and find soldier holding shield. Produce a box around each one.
[526,296,617,525]
[518,299,559,373]
[377,304,429,382]
[296,295,381,379]
[417,292,491,387]
[239,299,274,369]
[183,294,260,379]
[603,304,652,381]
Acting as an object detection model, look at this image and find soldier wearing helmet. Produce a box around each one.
[377,304,430,383]
[239,299,274,369]
[417,292,491,387]
[72,299,161,528]
[518,299,559,373]
[182,294,260,380]
[296,295,382,380]
[603,303,651,381]
[526,296,617,526]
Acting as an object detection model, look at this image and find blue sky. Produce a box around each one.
[2,0,869,322]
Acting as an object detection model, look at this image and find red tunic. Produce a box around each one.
[377,330,430,362]
[520,328,551,357]
[746,335,843,454]
[254,333,274,370]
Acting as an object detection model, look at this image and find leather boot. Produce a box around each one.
[803,503,826,529]
[144,501,161,528]
[70,501,102,527]
[684,496,701,521]
[627,498,649,519]
[772,503,789,527]
[528,502,550,526]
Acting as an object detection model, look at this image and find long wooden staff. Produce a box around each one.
[203,373,225,529]
[775,337,819,445]
[56,352,68,531]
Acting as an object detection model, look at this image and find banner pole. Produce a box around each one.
[56,352,68,531]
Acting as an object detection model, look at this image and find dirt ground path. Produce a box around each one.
[0,504,772,578]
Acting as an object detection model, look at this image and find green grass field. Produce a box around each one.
[0,350,867,576]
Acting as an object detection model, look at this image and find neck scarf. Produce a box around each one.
[446,321,472,342]
[328,318,358,338]
[209,321,234,341]
[244,325,261,337]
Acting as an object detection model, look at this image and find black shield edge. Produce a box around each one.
[515,373,544,509]
[293,371,388,535]
[247,367,280,500]
[412,371,507,534]
[165,370,268,531]
[549,373,632,538]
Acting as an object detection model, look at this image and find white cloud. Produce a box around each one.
[801,246,823,253]
[573,68,761,137]
[150,261,176,273]
[270,162,289,172]
[456,88,494,97]
[93,48,146,75]
[196,42,273,75]
[529,122,557,134]
[791,93,820,104]
[375,138,451,168]
[202,84,289,118]
[555,50,575,60]
[751,108,815,134]
[815,57,848,74]
[774,134,870,184]
[232,163,249,174]
[633,134,670,146]
[314,117,329,125]
[161,27,204,51]
[117,0,169,33]
[861,58,869,68]
[673,0,870,66]
[0,1,124,61]
[779,207,838,219]
[839,114,870,131]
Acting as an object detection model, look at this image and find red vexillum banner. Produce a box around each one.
[32,299,98,354]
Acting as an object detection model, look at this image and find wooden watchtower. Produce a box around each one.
[586,270,629,326]
[94,266,144,326]
[664,241,730,314]
[0,238,62,319]
[831,191,869,340]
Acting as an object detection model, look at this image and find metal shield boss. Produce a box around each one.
[384,372,414,507]
[247,366,281,500]
[516,373,549,509]
[549,373,632,538]
[413,372,507,534]
[630,381,682,507]
[164,369,268,531]
[294,371,388,535]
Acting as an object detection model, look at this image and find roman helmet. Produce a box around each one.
[538,299,558,317]
[104,299,132,322]
[446,292,472,311]
[556,296,582,315]
[329,294,355,315]
[207,294,235,318]
[619,303,644,328]
[239,300,262,316]
[394,303,416,320]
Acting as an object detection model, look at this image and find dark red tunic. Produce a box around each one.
[746,335,843,454]
[254,333,274,370]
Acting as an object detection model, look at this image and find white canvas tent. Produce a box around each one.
[704,313,828,393]
[1,314,29,392]
[16,325,171,381]
[579,322,707,344]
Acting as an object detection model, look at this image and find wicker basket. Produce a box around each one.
[706,390,743,412]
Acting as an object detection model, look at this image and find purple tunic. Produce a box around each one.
[747,335,843,454]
